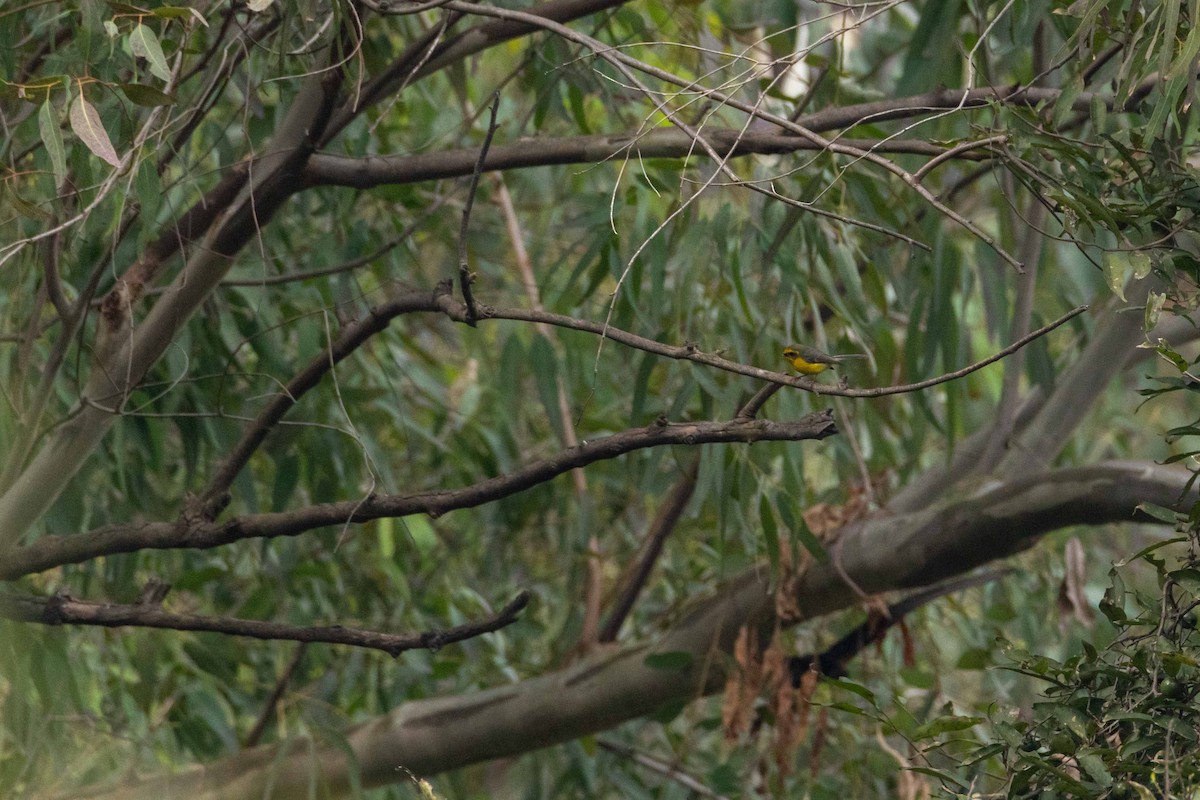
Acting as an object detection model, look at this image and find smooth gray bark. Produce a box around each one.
[71,460,1196,800]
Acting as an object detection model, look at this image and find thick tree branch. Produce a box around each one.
[788,569,1012,681]
[70,461,1197,800]
[1,412,837,579]
[0,589,530,658]
[0,32,351,549]
[996,280,1157,478]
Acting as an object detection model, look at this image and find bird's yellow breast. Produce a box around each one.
[782,349,831,375]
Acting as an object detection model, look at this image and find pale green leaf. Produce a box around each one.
[38,101,67,190]
[68,94,121,167]
[130,24,171,82]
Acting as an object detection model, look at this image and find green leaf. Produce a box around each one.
[69,93,121,167]
[153,6,209,25]
[400,515,438,557]
[38,100,67,190]
[120,82,176,106]
[759,493,780,573]
[1103,253,1130,300]
[907,714,984,743]
[825,676,875,703]
[1135,502,1180,524]
[529,334,565,443]
[957,648,992,669]
[1077,752,1112,786]
[1144,291,1165,329]
[129,23,171,82]
[643,651,694,671]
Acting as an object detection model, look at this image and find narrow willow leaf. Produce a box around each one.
[153,6,209,25]
[3,185,53,220]
[38,101,67,189]
[69,94,121,167]
[120,82,175,107]
[129,24,171,82]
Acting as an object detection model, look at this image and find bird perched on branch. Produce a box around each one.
[782,344,867,376]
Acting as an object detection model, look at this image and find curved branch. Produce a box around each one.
[463,300,1088,399]
[323,0,633,140]
[69,461,1198,800]
[304,130,979,188]
[197,282,460,512]
[0,589,530,658]
[1,412,837,578]
[0,27,355,549]
[184,293,1081,525]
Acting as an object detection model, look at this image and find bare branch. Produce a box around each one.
[1,412,837,578]
[598,455,699,643]
[323,0,633,140]
[197,282,459,513]
[243,643,308,748]
[68,462,1197,800]
[788,569,1013,681]
[0,589,531,658]
[304,130,980,188]
[440,1,1027,269]
[460,299,1089,399]
[457,94,500,325]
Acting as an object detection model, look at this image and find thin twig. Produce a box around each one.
[442,1,1026,270]
[457,93,501,325]
[736,383,785,419]
[197,281,460,513]
[0,589,531,658]
[461,299,1089,399]
[362,0,456,13]
[597,738,731,799]
[598,455,699,643]
[913,134,1009,182]
[243,642,308,748]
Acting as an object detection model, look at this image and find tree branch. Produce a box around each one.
[197,281,460,514]
[0,27,353,549]
[243,642,308,748]
[68,461,1197,800]
[456,94,500,325]
[322,0,633,140]
[598,454,699,643]
[304,130,982,188]
[461,299,1088,399]
[1,412,838,578]
[0,589,531,658]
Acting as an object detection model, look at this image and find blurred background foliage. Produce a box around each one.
[2,0,1199,796]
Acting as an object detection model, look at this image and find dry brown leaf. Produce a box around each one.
[1057,537,1095,630]
[722,625,762,741]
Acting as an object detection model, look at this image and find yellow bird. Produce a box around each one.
[782,344,867,376]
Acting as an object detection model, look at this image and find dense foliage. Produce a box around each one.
[1,0,1199,797]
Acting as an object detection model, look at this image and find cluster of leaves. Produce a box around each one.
[987,524,1200,800]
